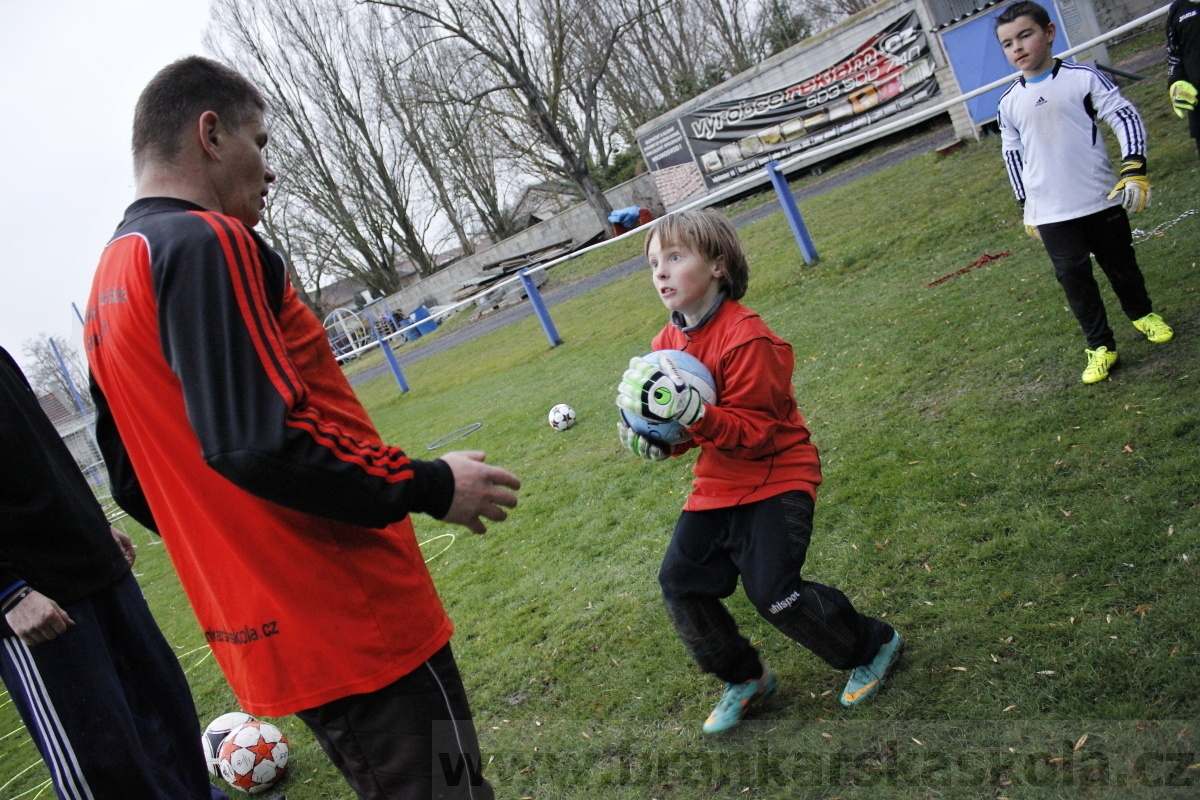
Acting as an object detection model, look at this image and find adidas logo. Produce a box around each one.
[1035,97,1048,106]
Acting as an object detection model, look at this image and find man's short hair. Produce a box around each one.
[995,1,1052,31]
[645,209,750,301]
[132,56,266,174]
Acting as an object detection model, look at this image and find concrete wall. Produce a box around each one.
[1093,0,1162,31]
[380,172,662,314]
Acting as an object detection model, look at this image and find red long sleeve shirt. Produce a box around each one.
[86,198,454,716]
[652,299,822,510]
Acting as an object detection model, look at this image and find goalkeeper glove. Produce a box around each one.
[616,354,705,427]
[617,420,670,461]
[1025,224,1042,241]
[1170,80,1197,118]
[1107,156,1150,214]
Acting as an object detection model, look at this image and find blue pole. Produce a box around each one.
[765,160,818,264]
[520,268,562,347]
[48,338,92,426]
[368,318,409,392]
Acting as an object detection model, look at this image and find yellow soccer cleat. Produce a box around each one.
[1081,347,1118,384]
[1132,312,1173,344]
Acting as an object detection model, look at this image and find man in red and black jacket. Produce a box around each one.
[0,346,227,799]
[86,56,519,800]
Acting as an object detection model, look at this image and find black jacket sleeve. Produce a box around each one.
[90,373,159,533]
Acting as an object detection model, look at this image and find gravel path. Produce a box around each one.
[348,124,956,386]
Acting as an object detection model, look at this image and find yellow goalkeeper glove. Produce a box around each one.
[1170,80,1197,118]
[1107,156,1151,214]
[1025,224,1042,241]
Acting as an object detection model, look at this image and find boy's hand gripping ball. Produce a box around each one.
[617,419,670,461]
[616,350,717,450]
[617,352,706,426]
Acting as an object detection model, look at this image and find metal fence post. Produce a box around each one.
[765,160,818,264]
[520,268,563,347]
[368,318,409,392]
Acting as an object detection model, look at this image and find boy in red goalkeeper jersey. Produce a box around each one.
[617,209,901,734]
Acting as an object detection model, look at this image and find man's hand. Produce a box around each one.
[112,526,136,567]
[616,354,705,427]
[617,420,670,461]
[5,591,74,647]
[1170,80,1197,118]
[1107,157,1151,214]
[1025,224,1042,241]
[439,451,520,535]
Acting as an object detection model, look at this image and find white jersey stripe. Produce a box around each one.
[4,638,79,798]
[3,638,95,800]
[426,659,481,800]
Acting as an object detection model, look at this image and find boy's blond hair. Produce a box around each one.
[645,210,749,301]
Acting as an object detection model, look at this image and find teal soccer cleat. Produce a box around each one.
[702,664,778,734]
[841,633,903,707]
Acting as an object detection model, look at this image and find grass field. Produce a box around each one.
[4,31,1199,800]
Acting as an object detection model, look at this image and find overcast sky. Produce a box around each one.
[0,0,213,363]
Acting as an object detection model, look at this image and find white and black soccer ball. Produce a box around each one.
[218,720,289,794]
[548,403,577,431]
[202,712,256,776]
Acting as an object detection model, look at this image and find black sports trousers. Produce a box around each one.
[0,571,220,800]
[658,491,892,684]
[1036,205,1153,351]
[295,642,493,800]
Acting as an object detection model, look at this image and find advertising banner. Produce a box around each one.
[639,10,940,205]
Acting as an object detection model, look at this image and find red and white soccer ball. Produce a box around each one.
[217,720,290,794]
[202,712,256,776]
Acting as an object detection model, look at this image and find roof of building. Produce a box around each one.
[926,0,1001,28]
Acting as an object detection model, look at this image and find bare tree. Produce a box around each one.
[259,187,324,312]
[395,37,524,244]
[599,0,812,139]
[208,0,438,298]
[22,336,91,410]
[364,0,659,235]
[770,0,812,53]
[368,17,478,256]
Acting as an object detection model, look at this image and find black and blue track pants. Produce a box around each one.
[0,571,218,800]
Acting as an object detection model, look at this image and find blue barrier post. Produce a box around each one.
[368,318,409,392]
[765,160,818,264]
[520,268,563,347]
[48,337,91,425]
